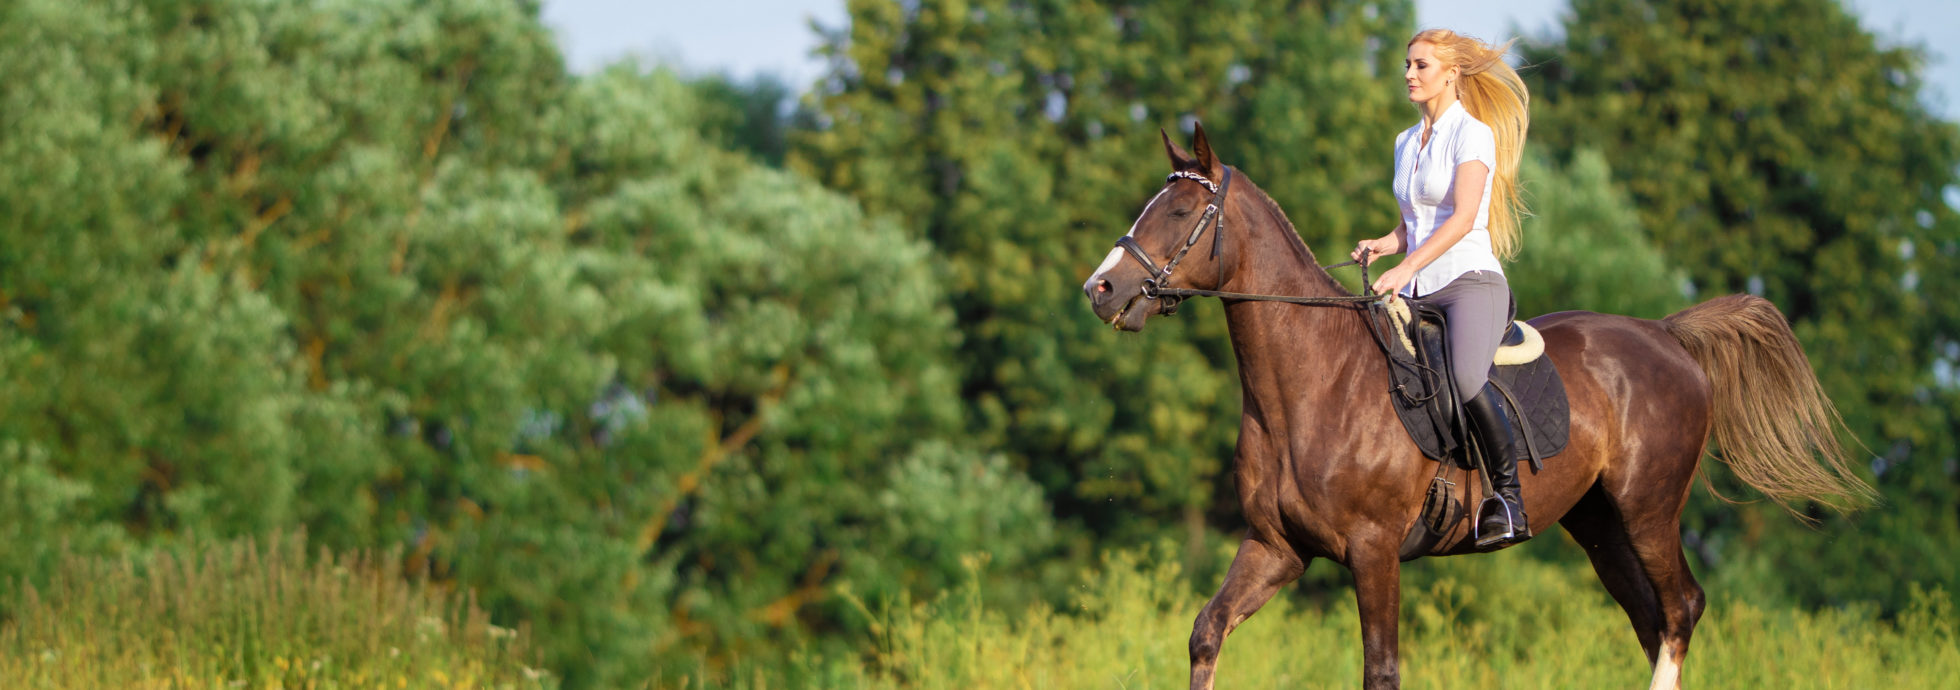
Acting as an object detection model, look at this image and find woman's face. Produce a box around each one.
[1404,42,1457,105]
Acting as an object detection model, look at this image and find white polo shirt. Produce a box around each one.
[1391,101,1503,297]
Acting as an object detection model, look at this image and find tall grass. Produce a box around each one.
[0,533,553,689]
[13,535,1947,689]
[839,547,1959,689]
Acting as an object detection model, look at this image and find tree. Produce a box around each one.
[1511,150,1689,320]
[690,72,801,167]
[0,1,1059,685]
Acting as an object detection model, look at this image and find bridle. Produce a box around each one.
[1113,168,1232,315]
[1111,167,1386,316]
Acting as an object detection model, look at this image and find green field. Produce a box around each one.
[831,547,1959,689]
[3,536,1953,688]
[0,535,553,689]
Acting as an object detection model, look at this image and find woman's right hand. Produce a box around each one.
[1351,236,1400,263]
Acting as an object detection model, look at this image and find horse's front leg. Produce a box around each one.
[1351,542,1404,689]
[1189,537,1306,690]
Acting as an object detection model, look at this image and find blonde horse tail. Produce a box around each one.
[1662,295,1877,520]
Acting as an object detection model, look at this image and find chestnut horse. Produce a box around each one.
[1080,125,1872,690]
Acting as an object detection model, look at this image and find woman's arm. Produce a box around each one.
[1371,160,1490,295]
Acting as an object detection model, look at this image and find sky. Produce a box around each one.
[539,1,1959,121]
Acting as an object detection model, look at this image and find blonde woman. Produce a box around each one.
[1351,29,1533,548]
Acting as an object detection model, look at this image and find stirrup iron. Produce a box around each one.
[1474,496,1525,549]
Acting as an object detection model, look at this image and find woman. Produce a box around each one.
[1351,29,1532,548]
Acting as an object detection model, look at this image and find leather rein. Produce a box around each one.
[1114,168,1387,316]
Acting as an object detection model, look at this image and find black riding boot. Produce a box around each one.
[1466,382,1529,548]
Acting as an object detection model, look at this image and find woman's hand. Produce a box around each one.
[1371,263,1416,299]
[1351,236,1402,263]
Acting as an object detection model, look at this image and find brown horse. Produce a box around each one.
[1080,125,1873,690]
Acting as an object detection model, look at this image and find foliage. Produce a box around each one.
[690,72,803,167]
[0,533,551,689]
[1511,150,1689,320]
[1522,0,1960,610]
[0,0,1056,685]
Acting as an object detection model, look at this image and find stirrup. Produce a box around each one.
[1474,496,1527,549]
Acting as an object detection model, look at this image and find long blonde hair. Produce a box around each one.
[1411,29,1529,260]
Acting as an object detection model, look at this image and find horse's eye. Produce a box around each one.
[1169,208,1191,218]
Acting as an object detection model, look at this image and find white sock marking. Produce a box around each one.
[1647,641,1682,690]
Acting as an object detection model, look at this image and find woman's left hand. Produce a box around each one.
[1371,264,1415,299]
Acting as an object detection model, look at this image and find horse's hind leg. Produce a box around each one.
[1562,487,1664,661]
[1189,538,1305,690]
[1562,484,1706,690]
[1628,523,1705,690]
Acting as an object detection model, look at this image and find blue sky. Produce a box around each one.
[540,1,1958,121]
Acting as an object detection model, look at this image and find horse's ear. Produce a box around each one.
[1191,121,1221,178]
[1162,128,1195,169]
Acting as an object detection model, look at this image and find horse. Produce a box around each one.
[1080,124,1873,690]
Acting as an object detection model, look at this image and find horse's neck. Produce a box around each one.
[1220,189,1372,424]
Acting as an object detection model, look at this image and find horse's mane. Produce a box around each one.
[1232,167,1345,293]
[1253,186,1307,247]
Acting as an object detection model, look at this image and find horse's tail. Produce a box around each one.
[1662,295,1876,520]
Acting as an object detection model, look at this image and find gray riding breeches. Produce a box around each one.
[1415,270,1513,402]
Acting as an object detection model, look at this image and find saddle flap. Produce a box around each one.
[1371,297,1569,470]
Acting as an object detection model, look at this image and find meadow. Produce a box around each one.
[2,533,1952,688]
[0,534,553,689]
[830,546,1960,689]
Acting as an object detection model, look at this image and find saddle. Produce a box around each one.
[1367,296,1571,471]
[1364,296,1571,560]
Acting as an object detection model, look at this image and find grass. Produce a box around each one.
[829,547,1960,689]
[0,532,553,689]
[6,535,1951,689]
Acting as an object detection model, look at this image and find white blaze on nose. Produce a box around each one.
[1088,187,1172,285]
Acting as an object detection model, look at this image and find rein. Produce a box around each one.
[1114,168,1386,312]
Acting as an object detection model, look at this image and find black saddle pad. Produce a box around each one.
[1367,299,1570,470]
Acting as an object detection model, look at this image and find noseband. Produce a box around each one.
[1113,168,1233,315]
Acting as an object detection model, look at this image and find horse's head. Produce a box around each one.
[1083,123,1234,332]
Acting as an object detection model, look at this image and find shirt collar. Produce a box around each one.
[1437,100,1467,126]
[1412,100,1467,141]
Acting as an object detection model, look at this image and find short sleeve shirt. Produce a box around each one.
[1391,101,1503,297]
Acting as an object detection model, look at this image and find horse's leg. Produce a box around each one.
[1624,515,1705,690]
[1569,484,1707,690]
[1189,538,1305,690]
[1350,543,1403,689]
[1561,486,1665,663]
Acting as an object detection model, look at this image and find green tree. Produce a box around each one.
[0,1,1057,685]
[691,72,801,166]
[1511,150,1689,319]
[1523,0,1960,609]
